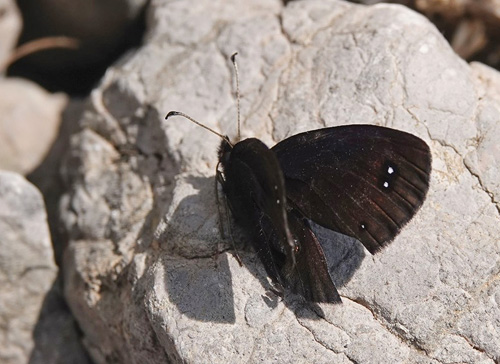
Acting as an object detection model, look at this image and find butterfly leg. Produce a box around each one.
[215,166,243,266]
[223,194,243,266]
[215,164,226,240]
[214,167,225,267]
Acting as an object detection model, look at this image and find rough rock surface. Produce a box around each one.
[0,171,91,364]
[0,78,67,174]
[354,0,500,22]
[60,0,500,363]
[354,0,500,62]
[0,171,57,364]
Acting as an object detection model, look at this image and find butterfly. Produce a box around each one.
[166,53,432,303]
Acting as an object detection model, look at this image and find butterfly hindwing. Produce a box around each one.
[284,209,341,303]
[272,125,432,254]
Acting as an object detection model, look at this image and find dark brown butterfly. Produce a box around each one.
[166,53,431,303]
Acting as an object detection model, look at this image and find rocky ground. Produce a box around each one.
[1,0,499,363]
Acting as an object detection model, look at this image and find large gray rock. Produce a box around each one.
[61,0,500,363]
[0,171,91,364]
[0,171,57,364]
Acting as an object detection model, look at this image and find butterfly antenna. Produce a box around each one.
[230,52,241,141]
[165,111,232,146]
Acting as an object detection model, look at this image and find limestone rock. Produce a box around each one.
[0,78,67,174]
[61,0,500,363]
[354,0,500,22]
[354,0,500,62]
[0,171,57,364]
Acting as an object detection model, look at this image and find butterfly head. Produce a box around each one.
[218,137,233,167]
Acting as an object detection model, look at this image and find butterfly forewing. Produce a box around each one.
[272,125,432,254]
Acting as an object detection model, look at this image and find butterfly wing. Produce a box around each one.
[221,138,294,285]
[222,138,341,302]
[272,125,432,254]
[283,209,342,303]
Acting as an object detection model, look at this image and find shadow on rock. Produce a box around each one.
[157,174,367,323]
[153,174,236,323]
[161,254,236,323]
[28,277,93,364]
[312,222,366,289]
[27,99,85,266]
[281,226,366,319]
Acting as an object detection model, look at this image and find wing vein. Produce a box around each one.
[305,180,359,238]
[387,149,430,178]
[322,173,389,248]
[369,197,401,228]
[342,170,410,219]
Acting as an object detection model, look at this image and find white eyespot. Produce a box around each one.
[383,181,389,188]
[274,185,278,190]
[387,166,394,174]
[361,224,366,229]
[276,199,280,204]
